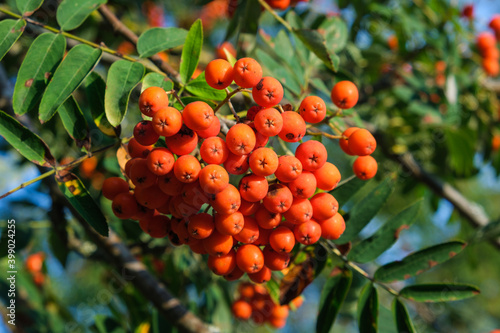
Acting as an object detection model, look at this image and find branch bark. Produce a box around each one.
[98,5,182,83]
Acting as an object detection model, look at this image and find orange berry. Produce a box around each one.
[215,211,244,235]
[294,140,327,171]
[112,191,139,219]
[348,128,376,156]
[133,120,159,146]
[294,220,321,245]
[353,155,378,180]
[173,155,201,183]
[134,185,168,209]
[236,244,265,273]
[226,123,256,155]
[248,265,272,284]
[146,147,175,176]
[331,81,359,109]
[274,155,303,182]
[26,252,44,273]
[127,138,153,159]
[200,136,229,165]
[249,147,279,177]
[165,125,199,156]
[209,184,241,215]
[254,108,283,137]
[263,246,290,271]
[482,58,500,77]
[263,184,293,214]
[224,265,244,281]
[152,107,183,137]
[233,57,263,88]
[490,15,500,32]
[477,32,496,52]
[188,212,214,239]
[255,206,282,229]
[283,197,313,224]
[254,129,269,149]
[205,59,234,90]
[234,216,260,243]
[157,171,183,196]
[139,86,169,117]
[252,76,283,107]
[239,198,260,216]
[287,171,317,198]
[319,212,345,240]
[232,299,252,320]
[246,105,264,121]
[299,96,327,123]
[224,152,250,175]
[203,229,234,256]
[216,41,237,60]
[182,101,215,131]
[278,111,306,143]
[208,249,237,275]
[139,214,170,238]
[313,162,341,191]
[269,226,295,253]
[130,158,157,188]
[197,115,221,138]
[199,164,229,194]
[238,282,255,299]
[102,177,129,200]
[254,227,272,246]
[339,127,359,155]
[265,0,290,11]
[310,192,338,221]
[239,174,269,202]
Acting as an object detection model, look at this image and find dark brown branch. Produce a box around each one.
[98,5,182,83]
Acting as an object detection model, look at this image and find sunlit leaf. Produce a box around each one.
[0,19,26,61]
[137,27,188,58]
[180,19,203,84]
[56,0,107,31]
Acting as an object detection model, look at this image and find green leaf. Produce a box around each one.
[39,44,102,123]
[319,16,348,53]
[84,72,118,137]
[334,177,395,243]
[185,72,227,101]
[399,284,480,302]
[180,19,203,84]
[0,19,26,61]
[12,33,66,116]
[223,47,237,66]
[374,241,467,283]
[0,110,55,166]
[104,60,145,127]
[173,96,217,110]
[141,72,174,93]
[358,283,378,333]
[348,201,422,263]
[224,0,259,40]
[56,172,109,237]
[331,176,367,207]
[58,96,90,149]
[393,299,416,333]
[316,268,352,333]
[293,28,339,72]
[445,128,476,176]
[56,0,107,31]
[137,27,188,58]
[16,0,43,15]
[256,49,301,96]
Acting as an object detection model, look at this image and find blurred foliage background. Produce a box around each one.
[1,0,500,332]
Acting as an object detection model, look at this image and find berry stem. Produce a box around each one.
[213,87,248,117]
[335,174,356,189]
[167,89,185,108]
[225,88,241,122]
[0,169,56,199]
[328,122,344,136]
[306,129,343,140]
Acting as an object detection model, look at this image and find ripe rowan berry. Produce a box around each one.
[208,249,237,275]
[274,155,303,182]
[263,184,293,214]
[294,220,321,245]
[200,136,229,165]
[205,59,234,90]
[215,211,244,235]
[139,86,169,117]
[266,0,291,11]
[203,229,234,256]
[319,212,345,240]
[197,115,221,138]
[224,265,244,281]
[130,158,157,188]
[125,158,137,179]
[255,206,282,229]
[252,76,284,107]
[287,171,317,198]
[295,140,327,171]
[146,147,175,176]
[134,184,168,209]
[152,107,183,137]
[299,96,327,123]
[223,152,250,175]
[483,58,500,76]
[133,120,160,146]
[348,128,376,156]
[254,108,283,137]
[226,123,256,155]
[112,191,139,219]
[102,177,129,200]
[173,155,201,183]
[165,124,198,156]
[233,57,263,88]
[331,81,359,109]
[139,214,170,238]
[189,237,207,254]
[246,105,264,121]
[232,299,252,320]
[209,184,241,215]
[278,111,306,143]
[128,138,153,159]
[239,174,269,202]
[158,171,183,196]
[199,164,229,194]
[477,32,496,52]
[254,130,269,149]
[310,192,338,220]
[234,216,260,243]
[263,246,290,271]
[313,162,341,191]
[353,155,378,180]
[238,282,256,299]
[490,15,500,32]
[269,226,295,253]
[339,127,359,155]
[182,101,215,131]
[188,212,214,239]
[248,265,272,284]
[236,244,264,273]
[283,197,313,224]
[239,198,260,216]
[254,227,272,246]
[249,147,279,177]
[180,182,208,209]
[216,41,237,60]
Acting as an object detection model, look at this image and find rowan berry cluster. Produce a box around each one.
[101,56,377,284]
[477,15,500,77]
[231,282,303,329]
